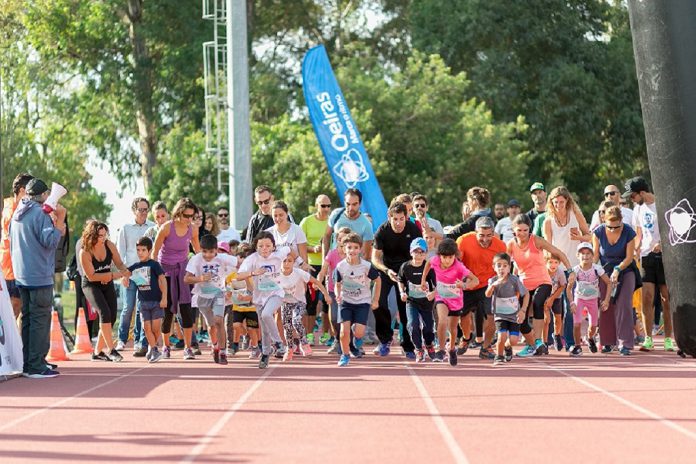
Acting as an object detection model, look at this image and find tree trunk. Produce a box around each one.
[124,0,158,190]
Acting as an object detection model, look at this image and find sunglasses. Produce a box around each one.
[182,213,194,219]
[604,191,619,197]
[598,210,606,214]
[606,224,622,231]
[217,213,229,217]
[256,198,271,206]
[320,204,332,208]
[136,208,149,213]
[193,215,202,220]
[414,203,427,208]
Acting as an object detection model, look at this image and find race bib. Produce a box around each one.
[230,288,250,305]
[576,280,600,299]
[131,267,150,288]
[436,282,460,299]
[496,296,519,315]
[408,281,427,299]
[258,274,281,292]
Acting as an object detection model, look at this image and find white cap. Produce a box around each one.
[576,242,593,253]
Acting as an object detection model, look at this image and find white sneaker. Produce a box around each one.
[115,340,126,351]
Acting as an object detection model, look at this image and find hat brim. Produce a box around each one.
[621,190,633,199]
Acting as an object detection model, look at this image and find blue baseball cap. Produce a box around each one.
[410,237,428,253]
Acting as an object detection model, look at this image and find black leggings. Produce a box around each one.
[82,281,118,325]
[161,275,194,332]
[520,284,553,335]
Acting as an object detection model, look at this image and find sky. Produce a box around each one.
[88,156,144,233]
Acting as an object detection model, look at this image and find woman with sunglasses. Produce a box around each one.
[592,205,638,355]
[589,185,634,230]
[152,198,201,359]
[79,221,131,362]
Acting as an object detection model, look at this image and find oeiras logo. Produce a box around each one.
[333,149,369,188]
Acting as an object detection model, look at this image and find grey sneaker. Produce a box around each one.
[248,347,261,359]
[183,348,195,360]
[149,348,163,363]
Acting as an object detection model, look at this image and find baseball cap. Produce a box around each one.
[217,241,231,253]
[576,242,593,253]
[529,182,545,193]
[507,199,521,207]
[622,176,650,198]
[26,178,49,196]
[410,237,428,253]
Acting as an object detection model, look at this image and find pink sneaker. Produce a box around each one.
[300,343,313,357]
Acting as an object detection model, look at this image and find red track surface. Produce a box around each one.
[1,337,695,464]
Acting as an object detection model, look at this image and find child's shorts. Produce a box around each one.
[139,300,164,322]
[435,300,464,316]
[339,302,370,325]
[197,291,226,317]
[495,319,520,336]
[573,298,599,326]
[232,310,259,328]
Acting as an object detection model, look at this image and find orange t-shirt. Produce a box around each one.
[1,197,18,280]
[456,232,506,291]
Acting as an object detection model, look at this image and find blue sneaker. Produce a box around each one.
[405,351,417,360]
[516,345,536,357]
[337,354,350,367]
[354,337,364,349]
[378,343,390,357]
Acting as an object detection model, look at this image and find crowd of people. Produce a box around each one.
[0,173,677,377]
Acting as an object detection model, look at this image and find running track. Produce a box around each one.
[1,338,695,463]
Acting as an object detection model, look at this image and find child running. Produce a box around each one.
[317,227,352,354]
[226,243,260,358]
[279,254,331,361]
[544,252,568,351]
[127,237,167,363]
[421,238,479,366]
[334,232,381,367]
[398,237,436,362]
[570,242,611,356]
[485,253,529,365]
[184,234,238,364]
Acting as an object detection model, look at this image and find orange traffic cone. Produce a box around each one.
[46,310,70,362]
[71,307,93,354]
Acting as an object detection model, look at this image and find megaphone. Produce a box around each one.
[42,182,68,214]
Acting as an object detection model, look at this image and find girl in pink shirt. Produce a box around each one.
[422,239,478,366]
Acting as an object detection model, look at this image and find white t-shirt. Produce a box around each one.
[494,217,515,242]
[632,202,660,257]
[217,227,241,243]
[279,268,311,304]
[238,248,291,306]
[186,253,238,297]
[266,223,307,264]
[335,258,380,305]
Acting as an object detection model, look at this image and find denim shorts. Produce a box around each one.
[140,300,164,321]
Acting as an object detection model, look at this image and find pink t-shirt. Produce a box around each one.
[430,255,471,311]
[325,249,344,293]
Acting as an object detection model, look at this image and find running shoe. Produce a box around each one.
[327,342,341,354]
[149,348,163,363]
[273,342,285,359]
[27,369,60,379]
[320,333,331,345]
[516,345,536,357]
[115,340,126,351]
[479,347,495,360]
[433,350,446,362]
[664,337,676,351]
[426,345,437,361]
[405,351,417,360]
[337,354,350,367]
[183,348,195,360]
[504,346,513,362]
[354,337,364,349]
[249,347,262,359]
[226,346,238,357]
[416,349,427,363]
[493,355,505,366]
[259,354,270,369]
[240,336,250,351]
[378,343,390,357]
[91,352,111,362]
[133,346,147,357]
[300,343,313,357]
[108,349,124,362]
[588,337,598,353]
[569,345,583,357]
[470,340,482,349]
[448,349,458,366]
[553,334,563,351]
[601,344,613,353]
[283,349,293,362]
[163,346,171,359]
[372,344,382,355]
[619,347,631,356]
[639,336,654,352]
[174,339,185,350]
[306,333,315,346]
[349,347,364,359]
[192,344,202,356]
[456,339,469,355]
[634,335,645,345]
[219,353,228,365]
[213,349,220,364]
[533,342,548,356]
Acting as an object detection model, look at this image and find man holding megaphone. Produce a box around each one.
[9,178,67,378]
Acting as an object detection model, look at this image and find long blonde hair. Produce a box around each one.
[546,186,580,220]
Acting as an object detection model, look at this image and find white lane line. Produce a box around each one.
[407,365,470,464]
[180,366,275,463]
[541,361,696,441]
[0,366,148,433]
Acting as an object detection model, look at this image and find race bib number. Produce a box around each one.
[131,267,150,289]
[496,296,519,315]
[408,282,427,299]
[342,274,367,299]
[436,282,460,299]
[258,274,281,292]
[576,280,600,299]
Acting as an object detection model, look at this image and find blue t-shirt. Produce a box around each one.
[128,259,165,302]
[594,224,637,272]
[329,209,374,249]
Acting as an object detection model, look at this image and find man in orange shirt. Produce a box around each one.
[456,216,506,359]
[1,173,34,322]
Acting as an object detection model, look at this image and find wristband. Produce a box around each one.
[614,265,621,272]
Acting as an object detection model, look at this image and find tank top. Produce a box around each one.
[82,244,113,288]
[159,222,192,266]
[510,236,552,291]
[549,211,580,268]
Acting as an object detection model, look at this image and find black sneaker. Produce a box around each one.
[619,347,631,356]
[192,344,202,356]
[570,345,583,357]
[108,349,124,362]
[456,339,470,355]
[448,349,458,366]
[504,346,513,362]
[213,349,220,364]
[426,345,437,361]
[601,344,613,354]
[133,346,148,357]
[174,339,185,350]
[553,334,563,351]
[27,369,60,379]
[533,343,547,356]
[259,354,270,369]
[433,350,446,362]
[45,362,58,370]
[91,352,111,362]
[588,337,598,353]
[479,347,495,360]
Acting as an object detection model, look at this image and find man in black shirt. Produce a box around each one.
[371,202,422,358]
[526,181,547,224]
[242,185,294,242]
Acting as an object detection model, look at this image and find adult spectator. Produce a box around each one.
[200,210,218,237]
[457,216,507,359]
[266,201,308,266]
[144,201,169,241]
[412,194,444,239]
[589,185,634,230]
[115,197,154,356]
[591,201,614,232]
[493,203,506,221]
[217,206,241,242]
[543,186,591,269]
[624,177,675,352]
[300,194,332,341]
[526,182,547,227]
[322,188,374,259]
[447,187,495,241]
[1,172,33,321]
[593,206,638,355]
[371,202,422,358]
[244,185,284,242]
[80,221,131,362]
[10,178,66,378]
[393,193,414,218]
[494,199,521,243]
